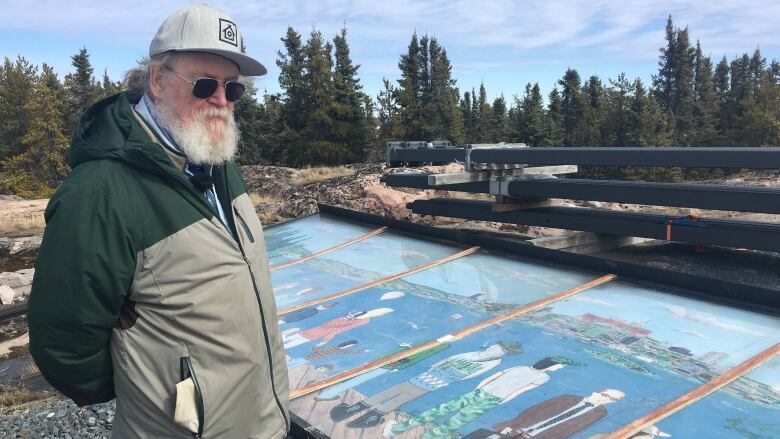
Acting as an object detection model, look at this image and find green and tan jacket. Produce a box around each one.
[28,91,290,438]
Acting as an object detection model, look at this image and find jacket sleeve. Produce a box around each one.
[28,183,137,406]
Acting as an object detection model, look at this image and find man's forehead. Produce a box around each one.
[172,52,240,79]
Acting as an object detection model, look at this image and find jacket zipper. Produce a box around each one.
[234,208,255,243]
[180,357,205,438]
[231,207,289,429]
[156,159,288,431]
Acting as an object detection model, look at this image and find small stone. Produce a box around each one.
[87,416,96,426]
[46,412,55,418]
[0,285,14,304]
[0,272,26,288]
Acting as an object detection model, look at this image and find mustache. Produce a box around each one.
[196,106,232,121]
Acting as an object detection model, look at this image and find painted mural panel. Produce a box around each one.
[653,354,780,438]
[271,231,465,310]
[270,215,780,438]
[285,279,780,439]
[264,214,375,266]
[396,251,596,307]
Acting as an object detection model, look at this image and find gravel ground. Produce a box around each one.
[0,398,114,438]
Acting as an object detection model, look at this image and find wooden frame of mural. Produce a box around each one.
[266,212,780,439]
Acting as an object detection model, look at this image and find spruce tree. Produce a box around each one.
[671,27,696,145]
[692,42,719,146]
[713,56,730,104]
[377,78,401,143]
[233,80,265,165]
[460,91,474,143]
[545,88,564,146]
[606,73,634,148]
[63,48,100,135]
[739,68,780,147]
[490,95,508,143]
[475,83,493,142]
[517,83,546,146]
[332,27,372,162]
[101,68,121,98]
[1,72,70,197]
[298,29,343,165]
[0,56,37,163]
[653,15,677,111]
[558,68,586,146]
[582,75,605,146]
[277,27,307,135]
[396,33,424,140]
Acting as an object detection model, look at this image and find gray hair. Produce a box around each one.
[122,52,252,94]
[122,52,180,93]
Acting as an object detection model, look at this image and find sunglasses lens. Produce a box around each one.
[225,82,246,102]
[192,78,219,99]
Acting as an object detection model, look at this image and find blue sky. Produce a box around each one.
[2,0,779,103]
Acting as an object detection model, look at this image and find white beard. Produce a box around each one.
[156,99,239,165]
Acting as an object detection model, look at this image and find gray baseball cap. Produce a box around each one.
[149,3,267,76]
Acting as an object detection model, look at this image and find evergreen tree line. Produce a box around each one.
[1,16,779,197]
[0,49,121,197]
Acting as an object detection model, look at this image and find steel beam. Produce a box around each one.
[407,198,780,253]
[501,179,780,214]
[381,173,491,192]
[387,146,467,166]
[469,147,780,168]
[387,146,780,169]
[383,173,780,214]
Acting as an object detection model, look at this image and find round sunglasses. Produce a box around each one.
[163,64,245,102]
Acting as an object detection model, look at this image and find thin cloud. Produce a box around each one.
[664,305,769,337]
[572,295,617,307]
[673,329,713,341]
[3,0,778,99]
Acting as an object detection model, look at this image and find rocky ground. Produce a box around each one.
[0,399,114,438]
[0,164,779,437]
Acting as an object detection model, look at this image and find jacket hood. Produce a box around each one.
[69,91,180,177]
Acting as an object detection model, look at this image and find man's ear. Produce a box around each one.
[149,63,165,100]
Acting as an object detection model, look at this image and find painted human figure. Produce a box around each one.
[461,389,625,439]
[282,308,393,349]
[286,339,368,369]
[314,343,452,402]
[384,357,577,439]
[332,342,523,428]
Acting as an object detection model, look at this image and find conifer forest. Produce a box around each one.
[0,16,778,198]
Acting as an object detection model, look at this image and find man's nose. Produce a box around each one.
[207,84,229,107]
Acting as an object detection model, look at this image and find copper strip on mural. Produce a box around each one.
[277,246,481,316]
[270,226,388,271]
[289,273,618,399]
[603,343,780,439]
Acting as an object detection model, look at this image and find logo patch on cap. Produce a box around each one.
[219,18,238,47]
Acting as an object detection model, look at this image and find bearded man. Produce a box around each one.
[27,4,289,438]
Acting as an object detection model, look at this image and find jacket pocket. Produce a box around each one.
[234,208,255,243]
[176,357,205,438]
